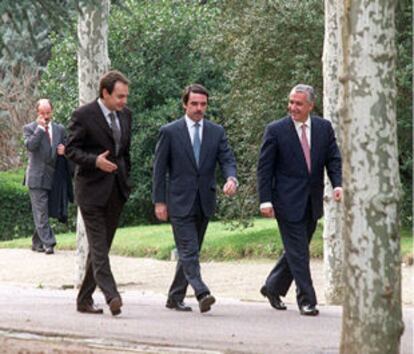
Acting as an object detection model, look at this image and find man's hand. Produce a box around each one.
[57,144,65,156]
[333,187,343,202]
[260,206,275,218]
[96,150,118,173]
[223,178,237,196]
[36,115,47,127]
[155,203,168,221]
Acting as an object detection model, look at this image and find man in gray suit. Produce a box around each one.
[24,99,66,254]
[153,84,237,313]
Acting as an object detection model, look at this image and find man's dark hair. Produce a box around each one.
[182,84,209,104]
[99,70,130,98]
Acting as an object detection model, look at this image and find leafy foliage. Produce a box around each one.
[37,0,412,227]
[395,0,412,226]
[0,169,76,240]
[204,0,325,223]
[40,0,225,224]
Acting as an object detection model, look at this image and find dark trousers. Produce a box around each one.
[168,195,210,301]
[77,183,125,305]
[265,202,318,307]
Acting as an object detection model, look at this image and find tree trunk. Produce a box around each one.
[75,0,110,287]
[322,0,344,305]
[338,0,404,353]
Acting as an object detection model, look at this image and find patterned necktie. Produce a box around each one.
[193,122,201,166]
[44,125,51,144]
[301,123,311,172]
[109,112,121,156]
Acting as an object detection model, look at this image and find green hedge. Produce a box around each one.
[0,169,77,240]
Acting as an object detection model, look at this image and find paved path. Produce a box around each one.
[0,249,412,353]
[0,249,412,306]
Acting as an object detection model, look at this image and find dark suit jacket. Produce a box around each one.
[257,115,342,222]
[152,117,237,218]
[65,100,132,207]
[48,156,74,223]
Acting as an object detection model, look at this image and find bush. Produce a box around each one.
[0,169,76,240]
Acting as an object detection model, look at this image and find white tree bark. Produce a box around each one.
[338,0,404,352]
[322,0,344,305]
[75,0,110,287]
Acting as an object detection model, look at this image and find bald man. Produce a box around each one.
[23,99,66,254]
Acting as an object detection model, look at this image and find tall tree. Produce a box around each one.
[338,1,404,352]
[321,0,344,304]
[74,0,110,287]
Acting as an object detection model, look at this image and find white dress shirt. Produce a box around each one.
[98,98,121,130]
[37,122,53,142]
[185,115,203,144]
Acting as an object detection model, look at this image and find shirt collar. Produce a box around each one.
[292,115,311,130]
[98,98,113,117]
[185,114,203,128]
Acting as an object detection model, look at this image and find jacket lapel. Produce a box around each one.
[310,116,320,172]
[198,119,210,168]
[177,117,198,170]
[93,101,115,143]
[117,109,128,149]
[50,122,59,159]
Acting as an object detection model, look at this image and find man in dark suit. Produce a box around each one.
[24,99,66,254]
[257,84,342,316]
[65,70,132,316]
[153,84,237,313]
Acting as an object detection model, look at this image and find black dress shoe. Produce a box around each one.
[44,247,54,254]
[300,304,319,316]
[260,286,287,310]
[198,294,215,313]
[109,296,122,316]
[77,303,104,314]
[32,245,45,252]
[166,299,192,312]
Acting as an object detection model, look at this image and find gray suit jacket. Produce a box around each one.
[24,121,66,190]
[152,117,237,218]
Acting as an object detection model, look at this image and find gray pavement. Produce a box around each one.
[0,249,412,353]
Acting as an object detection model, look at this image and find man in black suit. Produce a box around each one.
[153,84,237,313]
[65,70,132,316]
[257,84,342,316]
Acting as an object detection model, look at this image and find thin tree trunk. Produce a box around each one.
[75,0,110,287]
[322,0,344,305]
[338,0,404,352]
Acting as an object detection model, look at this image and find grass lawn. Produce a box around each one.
[0,219,412,262]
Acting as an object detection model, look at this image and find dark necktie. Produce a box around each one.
[193,122,201,166]
[44,125,51,144]
[301,123,311,172]
[109,112,121,156]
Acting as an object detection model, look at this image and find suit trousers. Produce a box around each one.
[168,194,210,301]
[265,201,318,307]
[29,188,56,248]
[77,181,125,306]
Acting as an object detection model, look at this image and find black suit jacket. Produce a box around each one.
[152,117,237,218]
[257,115,342,222]
[65,100,132,207]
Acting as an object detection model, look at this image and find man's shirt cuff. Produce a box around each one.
[260,202,273,209]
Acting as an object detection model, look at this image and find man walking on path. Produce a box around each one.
[257,84,342,316]
[24,99,66,255]
[152,84,238,313]
[65,70,133,316]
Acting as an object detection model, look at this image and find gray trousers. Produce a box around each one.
[29,188,56,248]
